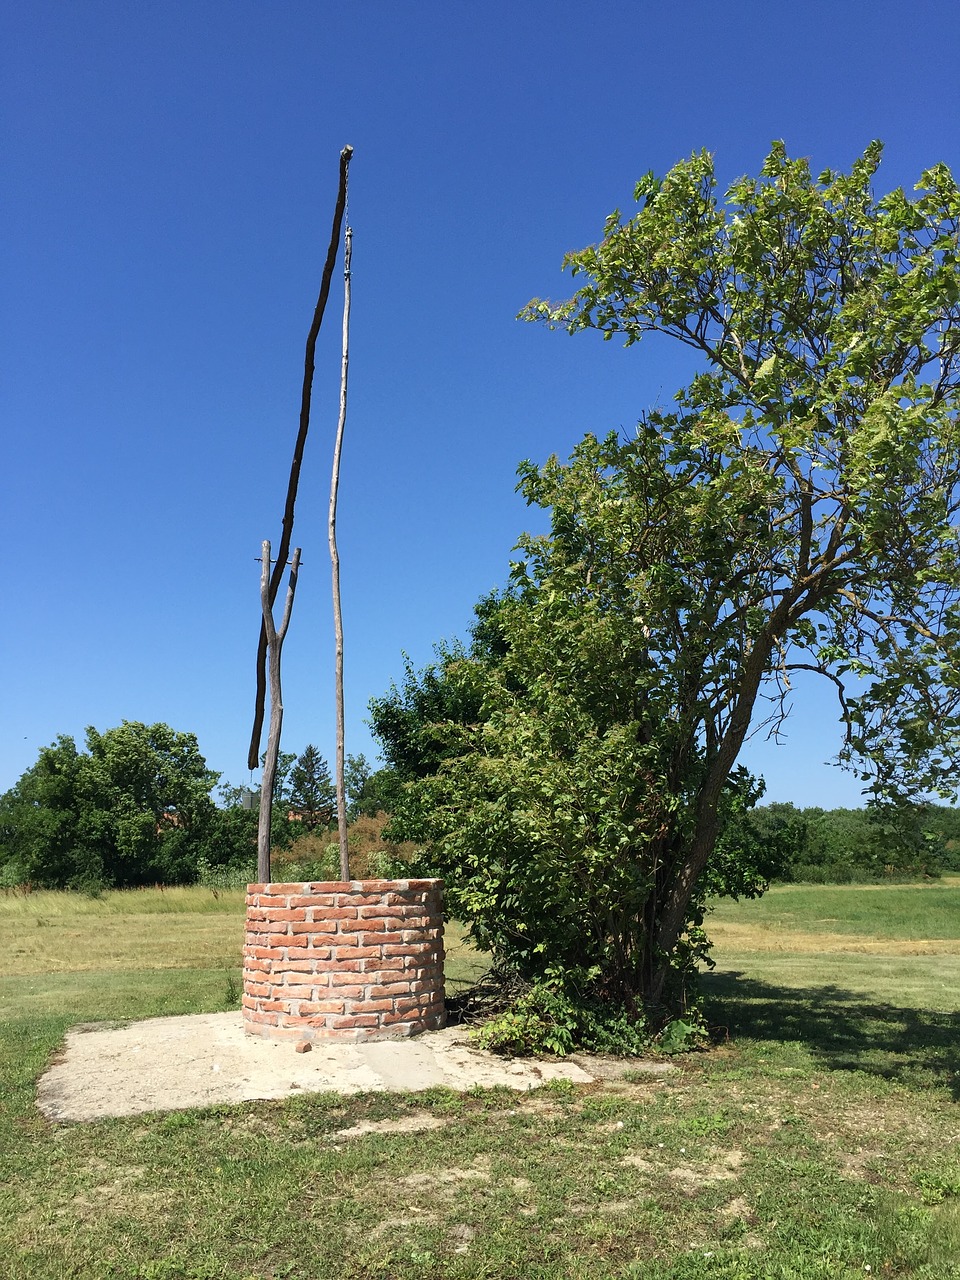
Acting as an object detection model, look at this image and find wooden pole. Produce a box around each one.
[248,145,354,771]
[257,540,301,884]
[330,222,352,881]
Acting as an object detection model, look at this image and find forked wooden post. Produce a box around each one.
[257,540,301,884]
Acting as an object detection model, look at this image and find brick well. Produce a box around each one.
[242,879,445,1042]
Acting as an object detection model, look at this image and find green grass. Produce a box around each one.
[708,877,960,941]
[2,884,960,1278]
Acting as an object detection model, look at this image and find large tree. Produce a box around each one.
[0,722,220,889]
[385,143,960,1022]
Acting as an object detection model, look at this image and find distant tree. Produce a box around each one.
[369,594,510,784]
[258,751,297,806]
[0,722,220,889]
[287,745,336,829]
[342,754,405,820]
[212,776,297,869]
[344,753,371,819]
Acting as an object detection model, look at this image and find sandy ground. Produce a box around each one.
[35,1013,652,1123]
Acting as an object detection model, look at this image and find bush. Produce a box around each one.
[276,812,428,881]
[472,977,666,1058]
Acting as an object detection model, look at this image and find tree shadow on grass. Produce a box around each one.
[703,970,960,1100]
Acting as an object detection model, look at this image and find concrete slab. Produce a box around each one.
[36,1012,598,1122]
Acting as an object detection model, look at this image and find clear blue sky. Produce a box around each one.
[3,1,959,806]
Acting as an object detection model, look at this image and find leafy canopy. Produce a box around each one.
[381,143,960,1034]
[0,722,220,889]
[522,140,960,806]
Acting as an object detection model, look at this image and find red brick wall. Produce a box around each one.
[242,880,445,1042]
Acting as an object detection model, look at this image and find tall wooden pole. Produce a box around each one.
[330,220,352,881]
[248,145,354,771]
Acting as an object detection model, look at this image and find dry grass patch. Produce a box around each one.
[709,921,960,954]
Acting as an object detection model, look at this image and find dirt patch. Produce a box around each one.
[334,1113,449,1140]
[399,1156,491,1190]
[622,1147,744,1194]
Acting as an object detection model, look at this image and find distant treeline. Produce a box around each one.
[742,802,960,883]
[0,723,388,893]
[3,722,957,892]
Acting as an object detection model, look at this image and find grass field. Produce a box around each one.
[1,882,959,1278]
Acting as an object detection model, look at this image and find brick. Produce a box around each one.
[394,996,437,1015]
[250,946,284,961]
[264,882,309,893]
[262,908,307,923]
[328,1015,381,1029]
[365,981,414,999]
[297,1000,345,1016]
[359,957,405,974]
[358,906,409,922]
[254,893,288,907]
[336,892,384,907]
[328,931,358,947]
[350,945,384,960]
[327,979,366,996]
[287,894,337,908]
[290,920,337,934]
[243,982,272,999]
[358,999,394,1013]
[306,959,361,973]
[402,929,438,944]
[339,917,386,933]
[257,1024,306,1041]
[245,1011,279,1027]
[316,906,361,921]
[278,984,317,1003]
[409,979,441,995]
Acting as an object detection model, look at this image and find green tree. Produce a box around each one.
[287,745,336,829]
[345,762,404,820]
[0,736,92,888]
[0,722,221,889]
[343,753,372,819]
[389,143,960,1022]
[369,594,511,785]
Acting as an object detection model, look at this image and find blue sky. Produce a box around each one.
[2,1,959,806]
